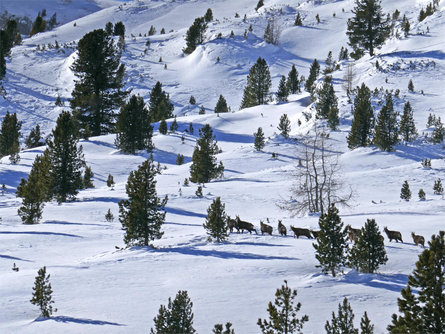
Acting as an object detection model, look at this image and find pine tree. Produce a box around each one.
[183,17,207,54]
[313,205,349,277]
[0,111,21,163]
[276,75,289,102]
[278,114,291,139]
[349,219,387,273]
[148,81,174,122]
[346,0,389,57]
[119,156,167,247]
[433,178,443,195]
[30,266,55,318]
[107,173,115,189]
[240,57,272,108]
[256,0,264,11]
[148,25,156,36]
[195,185,203,197]
[374,93,399,151]
[431,119,445,144]
[360,312,374,334]
[113,21,125,37]
[190,124,224,183]
[70,29,128,137]
[105,208,114,222]
[325,298,358,334]
[257,280,309,334]
[116,95,154,154]
[399,101,417,142]
[105,21,114,35]
[203,197,228,242]
[400,181,411,201]
[151,290,196,334]
[388,231,445,334]
[17,155,48,224]
[305,59,320,95]
[169,116,178,133]
[189,96,196,105]
[30,15,47,36]
[159,119,168,135]
[408,79,414,92]
[254,127,265,151]
[295,12,303,26]
[213,322,235,334]
[418,188,426,201]
[347,84,374,149]
[176,154,184,165]
[215,95,229,113]
[315,76,339,130]
[47,111,84,203]
[204,8,214,22]
[323,51,334,75]
[83,165,94,189]
[287,65,300,94]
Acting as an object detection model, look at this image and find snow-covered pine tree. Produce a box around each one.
[107,174,115,189]
[215,95,229,113]
[151,290,196,334]
[47,111,84,203]
[190,124,223,183]
[418,188,426,201]
[433,178,443,195]
[346,0,389,57]
[119,156,167,247]
[388,231,445,333]
[374,93,399,151]
[25,124,44,149]
[240,57,271,109]
[278,114,291,138]
[287,65,300,94]
[325,297,358,334]
[30,266,55,318]
[347,83,374,149]
[113,21,125,37]
[203,197,228,242]
[400,180,411,201]
[159,119,168,135]
[169,116,178,133]
[183,17,207,54]
[399,101,417,142]
[116,94,154,154]
[408,79,414,92]
[0,111,21,163]
[276,75,289,102]
[204,8,213,22]
[70,29,128,137]
[83,165,94,189]
[254,127,265,151]
[360,312,375,334]
[257,280,309,334]
[295,12,303,26]
[213,323,235,334]
[315,76,339,130]
[256,0,264,11]
[349,219,388,273]
[105,208,114,222]
[305,59,320,95]
[313,204,348,277]
[148,81,174,122]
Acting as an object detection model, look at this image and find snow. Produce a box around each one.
[1,0,445,333]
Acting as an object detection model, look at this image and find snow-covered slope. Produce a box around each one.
[1,0,444,333]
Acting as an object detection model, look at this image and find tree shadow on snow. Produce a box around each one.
[0,231,82,238]
[35,316,125,326]
[165,206,207,219]
[343,271,408,293]
[0,254,33,262]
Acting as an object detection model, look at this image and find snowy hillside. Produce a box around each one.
[1,0,444,333]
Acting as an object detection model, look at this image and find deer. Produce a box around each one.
[227,216,238,233]
[347,225,361,243]
[260,220,273,235]
[411,232,425,248]
[290,226,313,239]
[311,230,321,239]
[384,227,403,243]
[235,216,257,234]
[278,220,287,236]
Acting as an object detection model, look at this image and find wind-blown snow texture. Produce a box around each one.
[0,0,444,333]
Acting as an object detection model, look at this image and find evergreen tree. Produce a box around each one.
[116,95,154,153]
[83,165,94,189]
[47,111,84,203]
[346,0,389,57]
[305,59,320,95]
[287,65,300,94]
[254,127,265,151]
[203,197,228,242]
[159,119,168,135]
[119,156,167,247]
[189,96,196,105]
[430,119,444,144]
[388,231,445,334]
[113,21,125,37]
[257,280,309,334]
[148,81,174,122]
[360,312,374,334]
[204,8,214,22]
[169,116,178,133]
[151,290,196,334]
[0,31,7,80]
[105,21,114,35]
[278,114,291,138]
[176,154,184,165]
[30,15,47,36]
[295,12,303,26]
[418,188,426,201]
[400,181,411,201]
[433,178,443,195]
[347,84,374,149]
[215,95,229,113]
[107,173,115,189]
[313,204,349,277]
[17,154,49,224]
[325,298,358,334]
[183,17,207,54]
[70,29,128,137]
[374,93,399,151]
[256,0,264,11]
[30,266,55,318]
[408,79,414,92]
[148,25,156,36]
[323,51,334,75]
[190,124,224,183]
[315,76,339,130]
[240,57,271,108]
[0,111,22,162]
[276,75,289,102]
[105,208,114,222]
[213,323,235,334]
[399,101,417,142]
[349,219,387,273]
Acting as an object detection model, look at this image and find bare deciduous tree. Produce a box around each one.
[264,16,282,46]
[342,63,357,96]
[280,127,353,216]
